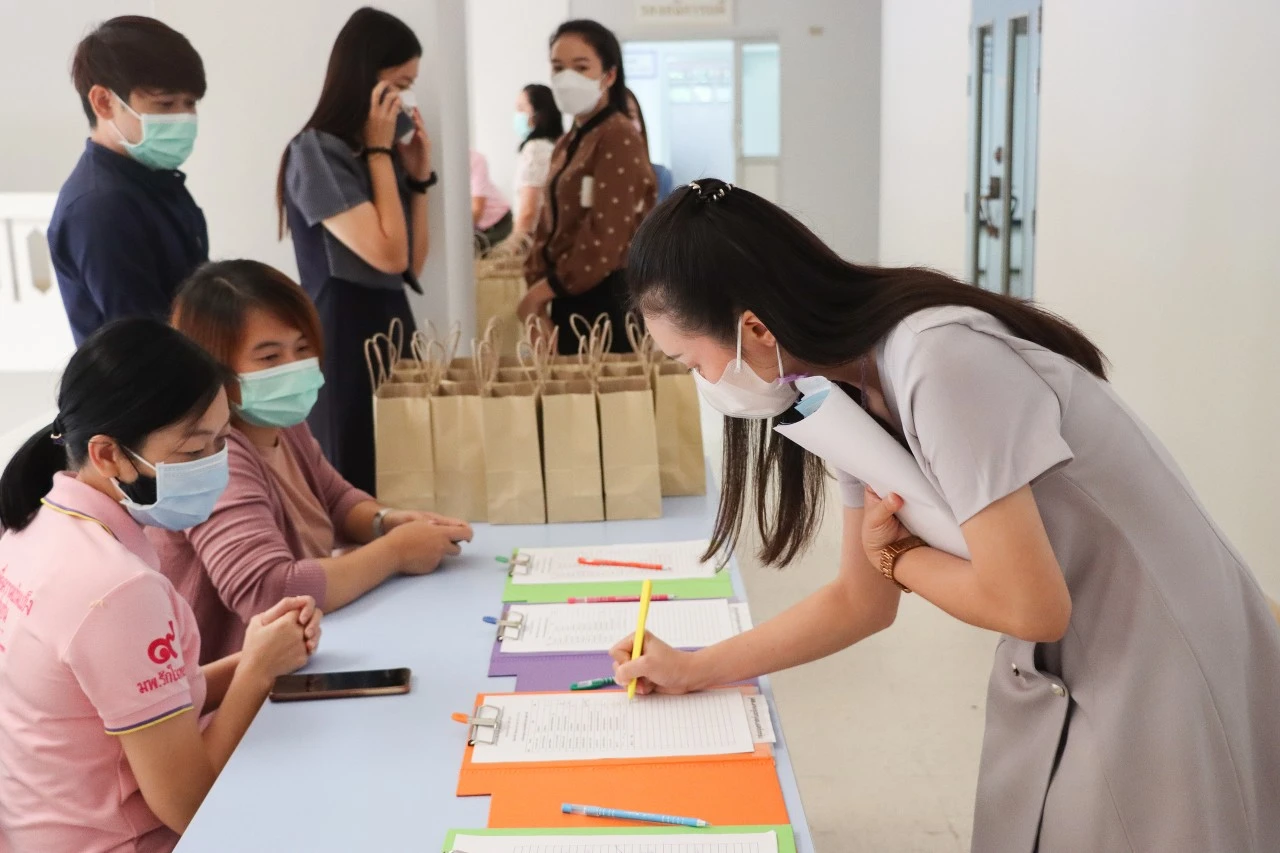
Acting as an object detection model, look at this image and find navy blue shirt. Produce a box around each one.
[47,140,208,345]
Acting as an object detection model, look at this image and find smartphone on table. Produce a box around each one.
[269,667,411,702]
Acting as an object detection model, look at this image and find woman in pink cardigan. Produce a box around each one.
[153,259,472,663]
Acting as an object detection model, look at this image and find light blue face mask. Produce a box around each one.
[512,111,531,141]
[113,445,229,531]
[234,357,325,428]
[113,95,198,171]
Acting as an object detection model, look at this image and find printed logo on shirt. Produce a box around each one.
[0,565,36,649]
[137,663,188,695]
[147,620,178,664]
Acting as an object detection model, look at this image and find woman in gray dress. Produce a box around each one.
[611,178,1280,852]
[276,9,435,496]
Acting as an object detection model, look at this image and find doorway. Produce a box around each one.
[968,1,1041,298]
[622,38,781,201]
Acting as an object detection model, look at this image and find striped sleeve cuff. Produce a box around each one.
[104,703,193,736]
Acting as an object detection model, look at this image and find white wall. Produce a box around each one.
[0,1,150,193]
[466,0,569,200]
[0,0,474,335]
[562,0,882,261]
[879,0,1280,583]
[1035,0,1280,583]
[878,0,969,276]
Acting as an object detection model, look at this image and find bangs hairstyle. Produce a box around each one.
[171,260,325,368]
[70,16,206,127]
[628,178,1106,568]
[276,7,421,236]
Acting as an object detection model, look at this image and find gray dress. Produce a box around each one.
[836,306,1280,852]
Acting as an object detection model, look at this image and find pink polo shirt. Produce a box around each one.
[0,473,206,853]
[470,149,511,230]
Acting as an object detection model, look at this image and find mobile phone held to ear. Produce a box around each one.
[269,667,411,702]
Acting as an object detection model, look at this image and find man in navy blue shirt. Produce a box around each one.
[48,16,209,346]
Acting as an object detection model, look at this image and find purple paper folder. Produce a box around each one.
[486,603,758,692]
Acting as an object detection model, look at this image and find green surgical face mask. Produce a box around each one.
[112,94,198,171]
[234,358,325,428]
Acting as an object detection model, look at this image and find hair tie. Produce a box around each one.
[50,416,65,446]
[687,180,734,203]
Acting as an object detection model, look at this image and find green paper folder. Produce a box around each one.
[502,572,734,603]
[501,546,734,603]
[443,825,796,852]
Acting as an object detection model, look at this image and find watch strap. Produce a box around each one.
[406,171,438,193]
[372,508,393,539]
[879,535,925,593]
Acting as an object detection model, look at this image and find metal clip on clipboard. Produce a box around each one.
[465,704,503,746]
[493,611,524,641]
[507,552,532,576]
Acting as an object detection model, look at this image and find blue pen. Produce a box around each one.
[482,616,498,625]
[560,803,710,827]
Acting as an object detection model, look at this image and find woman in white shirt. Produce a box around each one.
[510,83,564,242]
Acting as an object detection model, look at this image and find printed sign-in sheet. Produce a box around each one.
[470,689,756,764]
[509,541,717,585]
[499,600,752,654]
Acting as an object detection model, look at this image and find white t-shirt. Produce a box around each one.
[513,138,556,224]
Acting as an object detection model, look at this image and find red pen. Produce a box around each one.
[577,558,665,571]
[567,595,675,604]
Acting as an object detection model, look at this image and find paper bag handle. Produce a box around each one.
[386,317,406,366]
[363,333,392,391]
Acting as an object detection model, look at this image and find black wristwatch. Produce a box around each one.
[406,171,438,194]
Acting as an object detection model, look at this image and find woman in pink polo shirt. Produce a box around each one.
[159,259,472,663]
[0,319,320,853]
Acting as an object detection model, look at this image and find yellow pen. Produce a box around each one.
[627,580,653,699]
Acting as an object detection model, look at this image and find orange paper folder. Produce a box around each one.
[455,688,789,828]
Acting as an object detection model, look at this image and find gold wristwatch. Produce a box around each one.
[878,535,925,593]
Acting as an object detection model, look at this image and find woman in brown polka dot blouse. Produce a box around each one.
[519,19,657,354]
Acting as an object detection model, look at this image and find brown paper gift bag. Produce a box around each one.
[365,333,436,510]
[430,379,488,522]
[474,253,527,357]
[597,374,662,520]
[517,324,602,523]
[481,379,547,524]
[540,378,605,522]
[652,360,707,496]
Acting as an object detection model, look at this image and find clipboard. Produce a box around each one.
[442,825,798,853]
[455,688,789,828]
[501,552,734,603]
[486,604,759,692]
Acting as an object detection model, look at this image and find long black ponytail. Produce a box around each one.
[0,319,227,532]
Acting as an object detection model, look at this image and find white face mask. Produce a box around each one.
[692,319,799,419]
[550,69,604,116]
